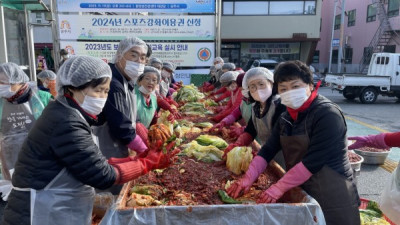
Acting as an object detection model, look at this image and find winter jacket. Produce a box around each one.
[2,96,116,225]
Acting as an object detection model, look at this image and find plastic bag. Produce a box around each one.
[226,147,253,175]
[379,164,400,224]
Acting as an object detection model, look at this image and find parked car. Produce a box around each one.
[251,59,279,72]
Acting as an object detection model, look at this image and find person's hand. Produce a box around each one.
[210,121,226,133]
[257,185,284,204]
[223,143,237,159]
[226,176,253,199]
[142,141,180,171]
[228,126,245,138]
[171,109,182,119]
[348,133,389,150]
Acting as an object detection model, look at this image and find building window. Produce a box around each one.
[35,12,42,23]
[223,2,234,15]
[363,47,373,64]
[334,15,341,30]
[347,9,356,27]
[332,50,338,63]
[234,1,269,15]
[344,48,353,64]
[304,1,316,14]
[312,50,319,63]
[388,0,399,17]
[367,4,377,22]
[383,45,396,53]
[222,1,317,15]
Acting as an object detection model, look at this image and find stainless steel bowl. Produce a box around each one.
[353,149,391,165]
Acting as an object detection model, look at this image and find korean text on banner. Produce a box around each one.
[60,41,214,67]
[58,15,215,41]
[56,0,215,13]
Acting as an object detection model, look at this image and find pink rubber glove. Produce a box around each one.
[127,134,148,154]
[348,133,389,150]
[221,115,236,126]
[226,156,267,198]
[257,162,312,203]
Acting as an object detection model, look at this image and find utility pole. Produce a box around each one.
[328,0,338,73]
[216,0,221,57]
[338,0,346,73]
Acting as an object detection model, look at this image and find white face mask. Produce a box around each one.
[280,87,309,109]
[161,70,170,79]
[124,60,145,83]
[80,95,107,115]
[139,85,154,95]
[251,86,272,103]
[215,63,222,70]
[0,84,16,98]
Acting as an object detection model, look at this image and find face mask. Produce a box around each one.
[139,85,154,95]
[0,84,16,98]
[80,95,107,116]
[251,86,272,102]
[161,70,170,79]
[124,59,145,82]
[280,87,309,109]
[215,64,222,70]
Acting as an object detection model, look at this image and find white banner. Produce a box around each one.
[56,0,215,13]
[58,15,215,41]
[174,69,209,85]
[60,41,214,67]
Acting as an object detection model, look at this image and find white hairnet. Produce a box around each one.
[222,63,236,71]
[149,57,162,66]
[37,70,57,80]
[163,61,176,72]
[138,66,161,84]
[112,37,148,63]
[220,71,239,85]
[242,67,274,89]
[57,56,112,95]
[0,62,30,84]
[214,57,224,64]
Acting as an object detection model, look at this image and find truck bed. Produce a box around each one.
[325,73,391,89]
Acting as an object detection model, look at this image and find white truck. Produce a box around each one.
[325,53,400,103]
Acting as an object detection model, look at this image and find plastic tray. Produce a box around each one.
[359,198,396,225]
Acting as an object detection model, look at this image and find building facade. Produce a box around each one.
[221,0,322,69]
[314,0,400,73]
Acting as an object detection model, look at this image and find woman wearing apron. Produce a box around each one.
[210,73,253,130]
[227,61,360,225]
[221,68,286,162]
[2,56,177,225]
[0,63,51,198]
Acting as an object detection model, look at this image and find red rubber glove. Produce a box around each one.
[209,121,227,133]
[228,126,245,138]
[223,132,254,159]
[226,156,268,198]
[211,114,225,123]
[348,133,389,150]
[166,97,179,107]
[257,162,312,204]
[113,142,179,184]
[204,84,215,93]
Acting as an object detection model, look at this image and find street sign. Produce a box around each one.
[332,39,340,47]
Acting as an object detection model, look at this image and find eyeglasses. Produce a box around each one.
[249,81,267,93]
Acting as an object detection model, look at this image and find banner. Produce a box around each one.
[241,42,300,54]
[58,15,215,41]
[56,0,215,13]
[60,41,214,67]
[174,69,209,85]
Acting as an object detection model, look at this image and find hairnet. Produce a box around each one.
[220,71,239,86]
[138,66,161,84]
[149,57,162,66]
[37,70,57,80]
[162,61,175,72]
[57,56,112,95]
[242,67,274,89]
[236,73,245,88]
[213,57,224,64]
[0,62,30,84]
[112,37,148,63]
[222,63,236,71]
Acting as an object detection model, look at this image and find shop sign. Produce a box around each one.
[60,41,214,67]
[58,14,215,41]
[56,0,215,13]
[241,43,300,54]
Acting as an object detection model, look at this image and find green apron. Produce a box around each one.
[135,87,157,128]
